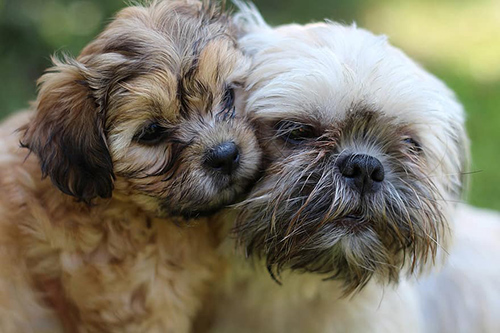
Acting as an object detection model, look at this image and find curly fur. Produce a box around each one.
[0,1,261,332]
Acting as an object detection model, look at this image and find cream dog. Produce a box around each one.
[196,4,500,332]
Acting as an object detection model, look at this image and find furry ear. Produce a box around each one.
[232,0,269,36]
[21,58,114,203]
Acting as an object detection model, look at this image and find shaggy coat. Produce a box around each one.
[0,1,261,332]
[196,4,500,333]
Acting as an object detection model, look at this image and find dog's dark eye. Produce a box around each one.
[134,123,166,145]
[222,87,235,110]
[276,121,317,144]
[403,137,422,153]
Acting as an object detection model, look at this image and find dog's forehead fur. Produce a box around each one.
[78,1,247,124]
[81,0,237,74]
[243,22,462,125]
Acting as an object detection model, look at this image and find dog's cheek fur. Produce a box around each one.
[21,61,114,203]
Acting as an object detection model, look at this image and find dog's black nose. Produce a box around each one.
[337,154,385,194]
[204,141,240,175]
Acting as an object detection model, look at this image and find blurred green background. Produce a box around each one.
[0,0,498,210]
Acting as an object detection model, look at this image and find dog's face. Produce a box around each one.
[21,1,261,219]
[235,11,468,293]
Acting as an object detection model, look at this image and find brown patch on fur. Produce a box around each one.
[20,61,114,203]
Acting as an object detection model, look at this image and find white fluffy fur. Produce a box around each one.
[209,205,500,332]
[202,4,500,332]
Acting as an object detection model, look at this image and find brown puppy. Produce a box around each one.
[0,1,260,332]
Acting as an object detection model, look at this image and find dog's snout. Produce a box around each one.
[204,142,240,175]
[338,154,384,194]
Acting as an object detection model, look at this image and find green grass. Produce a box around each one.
[432,68,500,210]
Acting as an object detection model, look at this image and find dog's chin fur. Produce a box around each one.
[0,1,262,332]
[193,4,499,333]
[164,184,253,220]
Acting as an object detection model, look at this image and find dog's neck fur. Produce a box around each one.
[197,241,424,333]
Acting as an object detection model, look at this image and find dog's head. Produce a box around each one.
[21,0,261,219]
[234,5,468,293]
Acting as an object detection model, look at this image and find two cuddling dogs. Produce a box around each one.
[0,0,498,332]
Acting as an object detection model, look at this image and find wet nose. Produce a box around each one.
[337,154,385,194]
[204,141,240,175]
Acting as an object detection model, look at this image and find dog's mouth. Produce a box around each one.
[330,213,371,233]
[177,207,226,220]
[161,172,261,220]
[163,195,234,220]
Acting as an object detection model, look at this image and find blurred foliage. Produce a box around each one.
[0,0,498,209]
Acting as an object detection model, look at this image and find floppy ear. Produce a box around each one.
[21,58,114,203]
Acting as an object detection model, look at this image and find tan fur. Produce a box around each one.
[0,1,261,332]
